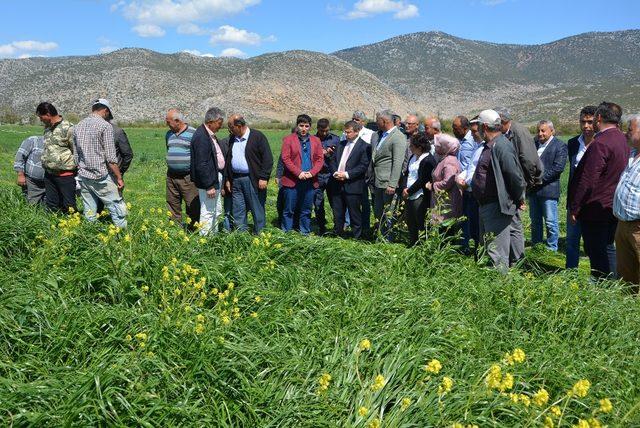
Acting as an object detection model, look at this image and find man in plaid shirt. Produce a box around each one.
[73,99,127,228]
[14,135,46,205]
[613,114,640,292]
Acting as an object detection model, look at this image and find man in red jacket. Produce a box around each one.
[569,101,630,279]
[280,114,324,235]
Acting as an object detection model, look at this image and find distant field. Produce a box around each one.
[3,125,637,427]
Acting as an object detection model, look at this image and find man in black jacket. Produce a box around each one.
[527,120,567,251]
[191,107,227,235]
[329,120,371,239]
[225,114,273,234]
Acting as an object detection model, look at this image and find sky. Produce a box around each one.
[1,0,638,59]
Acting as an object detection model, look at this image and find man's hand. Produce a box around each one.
[569,213,578,225]
[258,179,268,190]
[323,147,334,157]
[425,182,432,191]
[333,171,346,181]
[298,172,307,180]
[518,201,526,211]
[304,172,313,180]
[16,172,26,187]
[385,186,395,195]
[206,187,217,199]
[402,188,409,199]
[116,177,125,190]
[455,176,467,190]
[225,180,232,194]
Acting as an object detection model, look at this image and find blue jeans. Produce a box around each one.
[80,175,127,228]
[231,175,266,234]
[528,196,559,251]
[282,181,315,234]
[565,215,582,268]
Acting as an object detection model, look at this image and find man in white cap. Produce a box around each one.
[73,99,127,227]
[471,109,526,273]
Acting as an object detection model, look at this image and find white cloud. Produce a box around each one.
[0,40,58,58]
[182,49,215,57]
[345,0,419,19]
[132,23,166,37]
[210,25,270,46]
[177,23,208,35]
[118,0,261,26]
[219,48,247,58]
[100,46,119,54]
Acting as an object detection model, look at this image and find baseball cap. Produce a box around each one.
[471,110,502,127]
[92,98,114,118]
[493,106,512,121]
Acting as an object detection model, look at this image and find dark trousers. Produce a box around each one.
[582,219,618,279]
[282,181,315,235]
[332,189,363,239]
[166,172,200,229]
[461,191,480,249]
[405,195,429,246]
[373,187,395,240]
[44,172,77,214]
[313,184,331,234]
[231,175,267,234]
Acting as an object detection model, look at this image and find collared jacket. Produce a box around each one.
[505,121,543,190]
[41,119,76,173]
[328,137,371,195]
[372,127,408,189]
[490,134,527,216]
[190,124,229,190]
[111,123,134,174]
[569,127,630,222]
[280,133,324,189]
[528,136,567,200]
[225,128,273,191]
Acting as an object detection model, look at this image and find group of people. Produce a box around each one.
[12,100,640,290]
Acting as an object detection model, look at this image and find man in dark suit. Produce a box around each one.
[566,105,597,268]
[190,107,228,235]
[329,120,371,239]
[569,101,630,279]
[527,120,567,251]
[225,114,274,234]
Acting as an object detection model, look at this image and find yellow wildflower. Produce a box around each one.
[425,359,442,374]
[599,398,612,413]
[543,416,554,428]
[533,388,550,407]
[499,372,514,392]
[520,394,531,407]
[451,424,463,428]
[486,364,502,389]
[221,315,231,325]
[512,348,526,363]
[255,296,262,302]
[195,323,205,334]
[250,312,258,318]
[358,406,368,417]
[228,282,235,290]
[569,379,591,398]
[371,374,386,391]
[573,419,589,428]
[125,334,132,342]
[439,376,454,394]
[126,202,132,210]
[400,397,412,411]
[135,332,147,341]
[199,238,206,244]
[587,418,602,428]
[141,285,149,292]
[233,297,239,304]
[139,342,146,349]
[318,372,332,392]
[124,234,131,243]
[196,314,205,323]
[358,339,371,351]
[550,406,562,417]
[367,418,380,428]
[146,351,154,357]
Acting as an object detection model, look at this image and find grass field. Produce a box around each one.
[1,125,639,427]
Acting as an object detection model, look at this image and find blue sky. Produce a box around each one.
[1,0,637,59]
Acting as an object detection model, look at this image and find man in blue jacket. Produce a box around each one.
[528,120,567,251]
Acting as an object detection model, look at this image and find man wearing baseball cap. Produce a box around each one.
[471,109,526,273]
[73,98,127,227]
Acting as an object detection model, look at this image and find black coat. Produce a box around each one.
[328,138,371,195]
[566,134,581,206]
[529,136,567,200]
[401,153,437,197]
[111,124,133,175]
[190,124,225,190]
[226,129,273,190]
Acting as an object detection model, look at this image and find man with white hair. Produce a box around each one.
[165,108,199,229]
[471,110,526,273]
[527,120,567,251]
[372,109,408,239]
[613,114,640,292]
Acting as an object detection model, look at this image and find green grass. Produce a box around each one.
[1,125,638,427]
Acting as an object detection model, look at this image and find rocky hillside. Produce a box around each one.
[333,30,640,121]
[0,49,415,123]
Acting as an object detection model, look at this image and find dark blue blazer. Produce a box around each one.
[529,136,567,199]
[190,124,223,190]
[566,134,582,206]
[328,138,371,195]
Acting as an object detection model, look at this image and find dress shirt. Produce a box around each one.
[537,136,553,157]
[231,128,251,173]
[337,139,356,178]
[407,153,428,200]
[376,126,397,151]
[204,125,225,170]
[461,143,485,190]
[613,155,640,221]
[341,127,374,144]
[73,114,117,180]
[575,134,588,166]
[457,130,478,171]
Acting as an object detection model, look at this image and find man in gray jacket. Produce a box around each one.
[371,110,408,239]
[472,110,527,273]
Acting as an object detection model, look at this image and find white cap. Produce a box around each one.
[92,98,113,118]
[471,109,501,127]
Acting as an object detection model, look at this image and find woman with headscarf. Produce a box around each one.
[426,133,463,227]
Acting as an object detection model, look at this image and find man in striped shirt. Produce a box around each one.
[613,114,640,292]
[74,99,127,228]
[165,109,199,230]
[14,135,46,205]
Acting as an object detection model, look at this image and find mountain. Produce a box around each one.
[1,30,638,124]
[0,49,415,123]
[332,30,640,121]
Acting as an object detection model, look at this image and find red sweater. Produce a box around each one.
[569,127,630,222]
[280,133,324,188]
